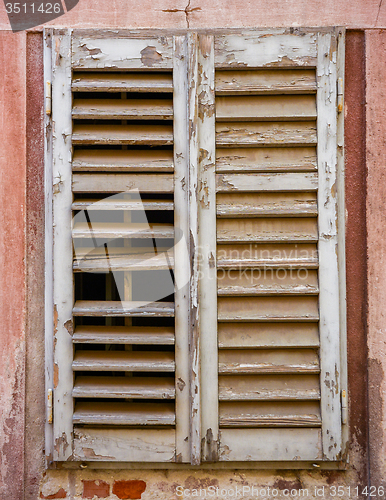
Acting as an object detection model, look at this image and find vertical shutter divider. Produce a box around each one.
[51,29,74,461]
[173,35,191,463]
[317,31,342,460]
[197,35,219,462]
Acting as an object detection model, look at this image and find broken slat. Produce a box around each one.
[216,95,316,121]
[73,325,175,344]
[216,147,317,173]
[72,350,175,371]
[216,173,318,193]
[219,401,321,427]
[218,323,319,349]
[72,149,174,173]
[73,402,175,426]
[217,243,318,269]
[217,296,319,322]
[217,269,319,296]
[216,122,317,146]
[218,349,320,374]
[72,72,173,93]
[216,192,317,218]
[217,218,318,243]
[72,173,174,193]
[72,124,173,145]
[218,374,321,401]
[72,98,173,120]
[73,249,174,272]
[215,69,317,95]
[72,198,174,211]
[72,300,175,317]
[72,222,174,239]
[73,376,175,398]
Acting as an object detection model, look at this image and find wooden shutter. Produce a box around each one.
[196,29,346,463]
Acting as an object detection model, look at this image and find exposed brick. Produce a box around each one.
[40,488,67,499]
[82,480,110,498]
[112,480,146,499]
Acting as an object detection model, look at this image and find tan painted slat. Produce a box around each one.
[215,69,317,95]
[217,269,319,296]
[73,325,175,344]
[72,98,173,120]
[218,349,319,374]
[72,149,174,173]
[214,32,317,69]
[72,72,173,92]
[73,249,174,272]
[73,428,175,462]
[72,350,175,372]
[219,428,322,461]
[73,376,175,398]
[72,124,173,145]
[216,173,318,193]
[216,147,317,173]
[219,374,321,401]
[216,96,316,121]
[72,173,174,193]
[217,218,318,243]
[73,402,175,426]
[217,192,317,217]
[72,36,173,70]
[216,122,317,146]
[73,300,174,317]
[217,243,318,269]
[219,401,321,427]
[72,222,174,239]
[72,198,174,211]
[218,296,319,322]
[218,323,319,349]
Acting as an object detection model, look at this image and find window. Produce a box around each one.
[44,27,347,466]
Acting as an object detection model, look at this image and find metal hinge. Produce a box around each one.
[47,388,53,424]
[45,81,52,116]
[337,77,343,113]
[341,389,348,424]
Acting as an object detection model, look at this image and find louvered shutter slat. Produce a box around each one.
[73,376,175,398]
[73,325,175,344]
[72,98,173,120]
[72,72,174,93]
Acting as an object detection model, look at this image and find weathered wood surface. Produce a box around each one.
[72,198,174,211]
[217,296,319,322]
[72,149,174,172]
[72,350,175,371]
[217,218,318,243]
[72,124,173,145]
[216,192,317,217]
[73,402,175,426]
[218,323,319,348]
[217,269,319,296]
[219,401,321,427]
[72,98,173,120]
[216,146,317,173]
[72,222,174,239]
[217,243,318,268]
[73,325,175,344]
[218,349,319,374]
[73,376,175,398]
[216,121,317,146]
[72,72,173,92]
[216,173,318,193]
[73,300,175,317]
[216,95,316,121]
[215,69,317,95]
[73,173,173,193]
[73,428,175,462]
[214,33,317,68]
[72,36,174,69]
[219,374,321,401]
[219,428,322,461]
